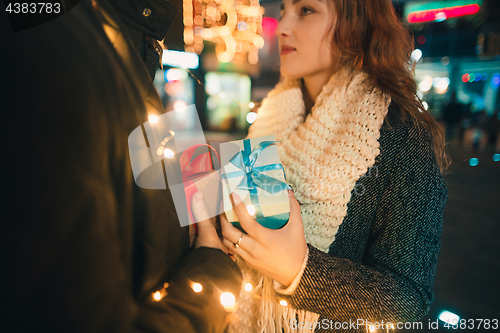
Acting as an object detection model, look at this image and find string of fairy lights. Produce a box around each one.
[150,279,396,332]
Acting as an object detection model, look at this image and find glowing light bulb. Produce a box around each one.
[493,154,500,162]
[152,291,162,301]
[220,292,236,311]
[279,300,288,306]
[244,283,252,292]
[469,158,479,167]
[164,148,175,159]
[368,324,376,333]
[149,115,158,123]
[192,283,203,292]
[249,102,255,108]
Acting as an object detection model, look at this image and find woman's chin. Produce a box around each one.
[279,69,303,81]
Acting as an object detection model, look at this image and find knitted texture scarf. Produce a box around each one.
[228,69,391,333]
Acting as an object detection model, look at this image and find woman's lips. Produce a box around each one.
[280,49,295,55]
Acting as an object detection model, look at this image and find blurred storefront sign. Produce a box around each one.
[204,72,252,132]
[183,0,265,65]
[405,0,483,23]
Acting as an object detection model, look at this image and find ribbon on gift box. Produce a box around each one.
[180,144,220,230]
[222,139,288,219]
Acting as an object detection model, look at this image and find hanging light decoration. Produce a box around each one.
[183,0,265,64]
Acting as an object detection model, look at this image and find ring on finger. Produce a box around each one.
[233,232,244,248]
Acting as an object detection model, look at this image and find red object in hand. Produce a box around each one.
[179,144,220,233]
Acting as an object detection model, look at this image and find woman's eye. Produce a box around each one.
[300,7,313,15]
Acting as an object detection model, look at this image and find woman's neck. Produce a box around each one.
[301,67,344,114]
[301,83,315,115]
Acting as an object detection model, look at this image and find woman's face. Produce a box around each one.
[276,0,338,81]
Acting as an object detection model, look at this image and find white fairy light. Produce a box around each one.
[163,148,175,159]
[152,291,162,301]
[220,292,236,312]
[148,115,158,123]
[191,282,203,293]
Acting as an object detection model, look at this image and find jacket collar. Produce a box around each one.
[106,0,178,40]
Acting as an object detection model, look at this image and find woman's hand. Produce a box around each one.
[220,189,307,287]
[191,191,228,253]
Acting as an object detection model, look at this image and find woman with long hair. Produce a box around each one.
[195,0,448,331]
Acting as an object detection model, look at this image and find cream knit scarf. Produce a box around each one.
[228,69,391,333]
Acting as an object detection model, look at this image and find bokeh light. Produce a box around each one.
[191,282,203,292]
[246,111,257,124]
[439,310,460,325]
[492,73,500,88]
[220,292,236,311]
[173,100,188,112]
[148,115,158,123]
[164,68,183,83]
[163,148,175,159]
[469,158,479,167]
[411,49,423,62]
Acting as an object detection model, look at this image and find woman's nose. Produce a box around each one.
[275,16,292,37]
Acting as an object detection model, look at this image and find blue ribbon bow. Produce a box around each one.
[223,139,288,219]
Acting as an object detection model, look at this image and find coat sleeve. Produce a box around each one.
[132,247,243,333]
[287,125,448,324]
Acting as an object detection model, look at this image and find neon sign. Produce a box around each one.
[405,0,483,23]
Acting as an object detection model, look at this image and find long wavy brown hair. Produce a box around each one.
[325,0,449,172]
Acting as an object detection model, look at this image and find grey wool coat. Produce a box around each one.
[285,104,448,333]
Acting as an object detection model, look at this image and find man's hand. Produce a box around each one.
[191,191,228,253]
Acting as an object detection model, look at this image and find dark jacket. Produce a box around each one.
[288,106,448,332]
[0,1,241,332]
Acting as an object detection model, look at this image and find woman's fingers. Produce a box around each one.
[220,209,259,254]
[219,212,241,241]
[286,189,302,226]
[222,236,252,263]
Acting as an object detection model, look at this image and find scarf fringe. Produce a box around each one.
[229,258,320,333]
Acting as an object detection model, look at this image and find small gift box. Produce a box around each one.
[220,135,290,231]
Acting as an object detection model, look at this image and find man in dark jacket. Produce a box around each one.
[442,90,464,143]
[0,0,242,332]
